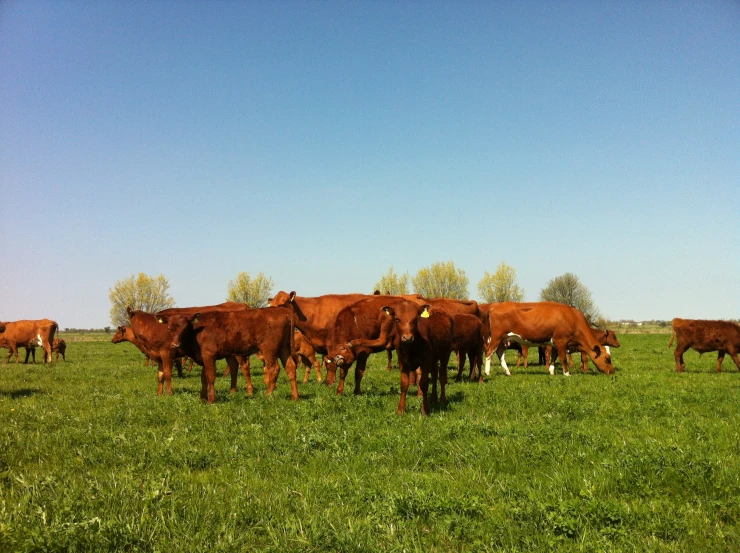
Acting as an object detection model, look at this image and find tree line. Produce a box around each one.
[109,262,603,327]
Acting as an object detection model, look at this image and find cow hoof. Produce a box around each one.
[564,372,571,377]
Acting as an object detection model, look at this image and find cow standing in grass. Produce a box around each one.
[0,319,58,364]
[669,318,740,372]
[482,302,615,376]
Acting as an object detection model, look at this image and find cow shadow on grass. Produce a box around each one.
[0,388,43,399]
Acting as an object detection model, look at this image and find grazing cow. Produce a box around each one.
[0,319,58,364]
[125,307,196,395]
[668,318,740,372]
[517,328,620,373]
[351,300,454,415]
[174,306,299,403]
[452,314,484,382]
[482,302,615,376]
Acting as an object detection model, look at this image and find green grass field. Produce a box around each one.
[1,334,739,552]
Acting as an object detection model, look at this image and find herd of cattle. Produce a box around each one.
[2,293,739,415]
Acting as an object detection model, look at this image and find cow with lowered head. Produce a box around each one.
[482,302,615,377]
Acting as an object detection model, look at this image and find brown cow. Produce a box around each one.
[482,302,615,376]
[0,319,58,364]
[125,307,196,395]
[668,318,740,372]
[268,291,373,385]
[452,314,484,382]
[351,299,454,415]
[516,328,620,373]
[157,302,251,392]
[174,306,299,403]
[295,328,323,383]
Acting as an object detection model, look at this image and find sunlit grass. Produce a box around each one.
[1,335,739,551]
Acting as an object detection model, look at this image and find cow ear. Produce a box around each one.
[382,306,394,316]
[593,345,602,358]
[420,304,431,318]
[157,316,166,324]
[127,306,134,317]
[374,290,381,295]
[289,291,296,302]
[191,312,200,324]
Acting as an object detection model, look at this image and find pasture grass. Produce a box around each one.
[1,335,739,552]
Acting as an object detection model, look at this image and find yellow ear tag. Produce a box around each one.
[420,309,430,318]
[158,318,164,323]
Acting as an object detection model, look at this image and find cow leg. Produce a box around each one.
[553,342,570,376]
[728,352,740,372]
[498,344,511,376]
[312,355,323,383]
[419,363,431,416]
[674,345,687,372]
[438,352,450,404]
[336,364,349,395]
[456,351,466,382]
[24,348,33,364]
[301,356,311,384]
[580,352,590,372]
[156,360,165,396]
[386,349,393,371]
[202,358,217,403]
[546,346,557,375]
[174,358,184,378]
[162,354,175,394]
[397,368,410,415]
[716,351,725,373]
[352,355,368,395]
[225,356,245,395]
[280,350,299,401]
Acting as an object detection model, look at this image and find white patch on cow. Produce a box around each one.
[500,352,511,376]
[548,364,555,376]
[605,346,611,355]
[563,371,570,376]
[484,355,492,376]
[29,334,43,347]
[505,332,554,348]
[486,337,491,344]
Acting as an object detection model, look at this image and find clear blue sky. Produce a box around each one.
[1,1,738,328]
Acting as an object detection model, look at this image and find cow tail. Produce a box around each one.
[667,324,675,348]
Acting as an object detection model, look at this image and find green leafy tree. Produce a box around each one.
[478,262,525,303]
[373,266,410,295]
[226,271,274,307]
[412,261,469,299]
[109,273,175,326]
[539,272,601,324]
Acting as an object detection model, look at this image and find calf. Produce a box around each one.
[175,307,298,403]
[125,308,195,395]
[483,302,614,377]
[668,318,740,372]
[452,314,483,382]
[351,300,454,416]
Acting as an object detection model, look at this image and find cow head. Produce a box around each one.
[111,325,129,344]
[603,330,621,348]
[157,312,199,350]
[330,341,357,368]
[591,344,615,374]
[268,290,296,308]
[388,301,431,345]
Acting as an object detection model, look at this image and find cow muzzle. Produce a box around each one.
[401,334,414,343]
[334,355,345,367]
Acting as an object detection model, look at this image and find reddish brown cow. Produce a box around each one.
[515,328,620,373]
[158,302,252,392]
[351,299,454,415]
[125,307,196,395]
[174,306,298,403]
[0,319,58,364]
[482,302,615,376]
[295,328,323,383]
[268,291,373,385]
[452,314,483,382]
[668,318,740,372]
[322,295,416,396]
[8,337,68,363]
